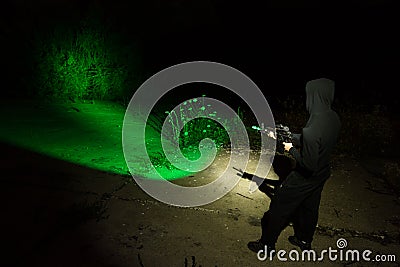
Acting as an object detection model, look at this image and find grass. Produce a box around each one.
[145,97,233,175]
[30,15,140,101]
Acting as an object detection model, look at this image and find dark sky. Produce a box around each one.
[135,1,398,99]
[2,0,399,101]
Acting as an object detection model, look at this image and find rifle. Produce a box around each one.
[251,124,293,154]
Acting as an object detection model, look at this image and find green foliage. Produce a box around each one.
[179,118,228,150]
[145,98,234,172]
[31,16,140,101]
[163,98,230,151]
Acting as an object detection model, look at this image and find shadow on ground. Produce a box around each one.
[2,100,400,267]
[0,142,129,267]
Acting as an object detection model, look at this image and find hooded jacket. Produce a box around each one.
[289,78,341,179]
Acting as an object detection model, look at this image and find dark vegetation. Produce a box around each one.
[1,1,398,165]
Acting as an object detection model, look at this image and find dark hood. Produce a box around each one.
[305,78,335,114]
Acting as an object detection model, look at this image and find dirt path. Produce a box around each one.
[1,100,399,266]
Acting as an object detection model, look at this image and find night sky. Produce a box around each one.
[142,1,398,101]
[1,0,398,104]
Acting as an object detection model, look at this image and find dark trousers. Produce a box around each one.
[260,171,328,245]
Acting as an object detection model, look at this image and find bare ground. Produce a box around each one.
[1,100,399,267]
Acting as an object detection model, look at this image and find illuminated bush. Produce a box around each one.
[31,17,140,101]
[165,98,231,150]
[179,118,228,150]
[146,98,233,173]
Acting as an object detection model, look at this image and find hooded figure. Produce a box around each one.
[248,78,341,256]
[292,78,341,179]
